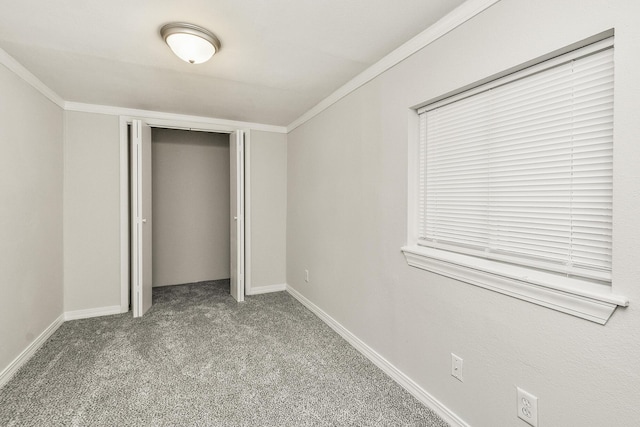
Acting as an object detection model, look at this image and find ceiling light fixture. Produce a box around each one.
[160,22,221,64]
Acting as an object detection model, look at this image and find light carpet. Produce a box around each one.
[0,280,448,426]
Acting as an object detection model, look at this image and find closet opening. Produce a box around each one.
[122,118,246,317]
[150,128,230,290]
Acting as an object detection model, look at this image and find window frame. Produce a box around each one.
[402,33,628,324]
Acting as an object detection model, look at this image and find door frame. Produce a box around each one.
[118,115,253,312]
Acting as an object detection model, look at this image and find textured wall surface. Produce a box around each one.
[64,111,120,311]
[60,118,288,307]
[286,0,640,425]
[248,131,287,291]
[152,128,230,286]
[0,65,63,374]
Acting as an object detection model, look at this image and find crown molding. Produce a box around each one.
[0,48,286,134]
[64,102,288,134]
[286,0,502,132]
[0,48,285,133]
[0,47,65,108]
[1,0,500,135]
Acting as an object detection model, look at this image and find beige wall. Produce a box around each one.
[248,131,287,290]
[286,0,640,425]
[152,128,230,286]
[0,65,63,374]
[63,111,121,312]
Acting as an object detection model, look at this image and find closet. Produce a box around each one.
[128,120,245,317]
[151,128,230,287]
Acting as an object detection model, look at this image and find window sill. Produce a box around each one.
[401,245,629,324]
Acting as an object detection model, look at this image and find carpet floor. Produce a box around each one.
[0,280,448,426]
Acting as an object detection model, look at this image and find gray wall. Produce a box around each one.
[0,65,63,373]
[286,0,640,425]
[59,113,287,309]
[64,111,121,311]
[248,131,287,290]
[152,128,230,287]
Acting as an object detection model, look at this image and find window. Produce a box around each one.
[403,36,628,324]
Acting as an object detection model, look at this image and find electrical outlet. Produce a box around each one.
[304,269,309,283]
[451,353,463,382]
[517,387,538,427]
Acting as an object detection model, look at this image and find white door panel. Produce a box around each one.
[131,119,153,317]
[230,130,245,302]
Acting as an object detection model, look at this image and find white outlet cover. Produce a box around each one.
[451,353,463,382]
[517,387,538,427]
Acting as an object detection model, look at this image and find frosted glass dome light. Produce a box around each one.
[160,23,221,64]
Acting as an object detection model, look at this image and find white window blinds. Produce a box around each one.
[417,38,614,282]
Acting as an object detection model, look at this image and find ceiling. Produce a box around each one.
[0,0,466,126]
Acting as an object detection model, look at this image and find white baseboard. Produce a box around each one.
[286,285,470,427]
[1,306,124,389]
[0,314,64,389]
[246,283,287,295]
[63,305,123,321]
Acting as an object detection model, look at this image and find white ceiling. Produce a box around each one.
[0,0,466,126]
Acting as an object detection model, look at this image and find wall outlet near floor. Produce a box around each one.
[304,269,309,283]
[517,387,538,426]
[451,353,463,382]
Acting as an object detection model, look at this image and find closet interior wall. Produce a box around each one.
[151,128,230,287]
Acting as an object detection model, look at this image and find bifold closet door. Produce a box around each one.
[230,130,245,302]
[131,119,153,317]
